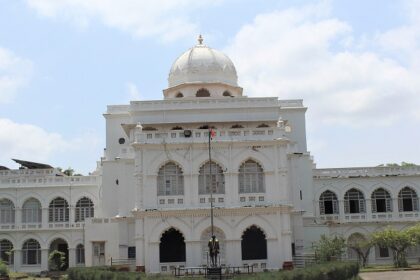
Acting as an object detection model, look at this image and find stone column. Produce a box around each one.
[13,249,21,272]
[134,218,145,271]
[365,199,372,221]
[392,198,399,218]
[15,208,22,228]
[68,248,76,268]
[185,240,195,267]
[42,208,49,228]
[41,248,49,271]
[338,200,345,221]
[69,206,75,224]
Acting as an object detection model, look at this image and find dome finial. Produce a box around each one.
[197,34,203,45]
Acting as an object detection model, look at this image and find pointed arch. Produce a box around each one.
[157,161,184,196]
[75,197,94,222]
[239,159,265,193]
[398,187,418,212]
[371,188,392,213]
[319,190,339,215]
[49,197,69,222]
[159,228,186,263]
[199,161,225,194]
[0,239,13,264]
[344,188,365,214]
[241,225,267,260]
[196,88,210,97]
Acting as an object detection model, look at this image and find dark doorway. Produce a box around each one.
[376,199,386,212]
[160,228,186,263]
[349,199,360,213]
[49,238,69,270]
[324,201,333,214]
[403,199,413,211]
[241,226,267,260]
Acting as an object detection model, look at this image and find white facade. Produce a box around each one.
[1,38,419,273]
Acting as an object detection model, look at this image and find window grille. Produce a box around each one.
[22,239,41,265]
[0,199,15,224]
[319,190,339,215]
[198,161,225,194]
[157,162,184,196]
[0,239,13,264]
[76,244,85,264]
[75,197,94,222]
[128,246,136,259]
[49,197,69,222]
[238,160,265,193]
[22,198,41,223]
[371,188,392,213]
[398,187,418,212]
[344,189,365,214]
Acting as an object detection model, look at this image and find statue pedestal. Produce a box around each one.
[207,267,222,279]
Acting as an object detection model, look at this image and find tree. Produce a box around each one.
[63,168,74,176]
[48,250,66,271]
[347,233,372,267]
[313,234,346,262]
[371,227,415,268]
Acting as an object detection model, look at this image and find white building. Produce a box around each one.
[0,37,419,273]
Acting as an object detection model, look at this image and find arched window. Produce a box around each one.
[157,162,184,196]
[241,226,267,260]
[172,126,183,130]
[239,160,264,193]
[75,197,94,222]
[319,190,338,215]
[344,189,365,214]
[257,123,269,128]
[196,88,210,97]
[76,244,85,264]
[222,91,232,97]
[199,161,225,194]
[0,239,13,265]
[49,197,69,222]
[371,188,392,213]
[0,199,15,224]
[398,187,418,212]
[22,239,41,265]
[231,124,244,129]
[22,198,42,223]
[175,92,183,98]
[159,228,186,263]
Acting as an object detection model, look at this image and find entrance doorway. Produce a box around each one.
[159,228,186,263]
[241,226,267,260]
[92,242,105,266]
[49,238,69,270]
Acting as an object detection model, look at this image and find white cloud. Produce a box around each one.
[26,0,219,42]
[0,118,100,173]
[0,47,32,104]
[225,2,420,127]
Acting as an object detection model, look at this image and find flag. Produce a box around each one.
[210,128,216,140]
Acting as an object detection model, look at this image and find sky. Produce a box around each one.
[0,0,419,175]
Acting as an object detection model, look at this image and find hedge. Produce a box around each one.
[236,262,359,280]
[67,267,141,280]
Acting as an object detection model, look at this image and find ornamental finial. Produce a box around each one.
[197,34,203,45]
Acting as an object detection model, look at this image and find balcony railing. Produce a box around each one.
[0,175,98,188]
[134,128,284,145]
[314,166,420,179]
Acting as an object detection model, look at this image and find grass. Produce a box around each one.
[361,264,420,273]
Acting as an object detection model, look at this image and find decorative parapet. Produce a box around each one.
[0,175,99,188]
[313,166,420,179]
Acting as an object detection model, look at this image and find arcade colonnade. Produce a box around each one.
[133,207,293,273]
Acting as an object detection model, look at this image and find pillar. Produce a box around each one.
[41,248,49,271]
[15,208,22,228]
[42,208,48,228]
[13,249,21,272]
[68,248,76,268]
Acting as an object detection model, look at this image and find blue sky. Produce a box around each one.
[0,0,419,174]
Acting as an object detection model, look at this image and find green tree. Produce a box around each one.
[313,234,346,262]
[347,233,372,267]
[63,167,75,176]
[0,260,9,277]
[371,227,415,268]
[49,250,66,271]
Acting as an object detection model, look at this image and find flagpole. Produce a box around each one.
[208,128,214,238]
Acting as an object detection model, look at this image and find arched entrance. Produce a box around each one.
[201,227,226,265]
[159,228,186,263]
[49,238,69,270]
[241,225,267,260]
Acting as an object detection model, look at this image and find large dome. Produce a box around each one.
[168,36,238,88]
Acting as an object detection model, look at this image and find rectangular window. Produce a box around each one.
[376,199,387,212]
[349,200,360,213]
[128,247,136,259]
[379,247,389,258]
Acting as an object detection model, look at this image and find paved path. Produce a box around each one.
[360,271,420,280]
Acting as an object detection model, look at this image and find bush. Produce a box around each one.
[0,261,8,277]
[48,250,66,271]
[67,267,141,280]
[235,262,359,280]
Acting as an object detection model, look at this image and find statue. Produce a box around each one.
[208,235,220,267]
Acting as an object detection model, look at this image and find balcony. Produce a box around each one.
[0,175,98,188]
[134,127,285,145]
